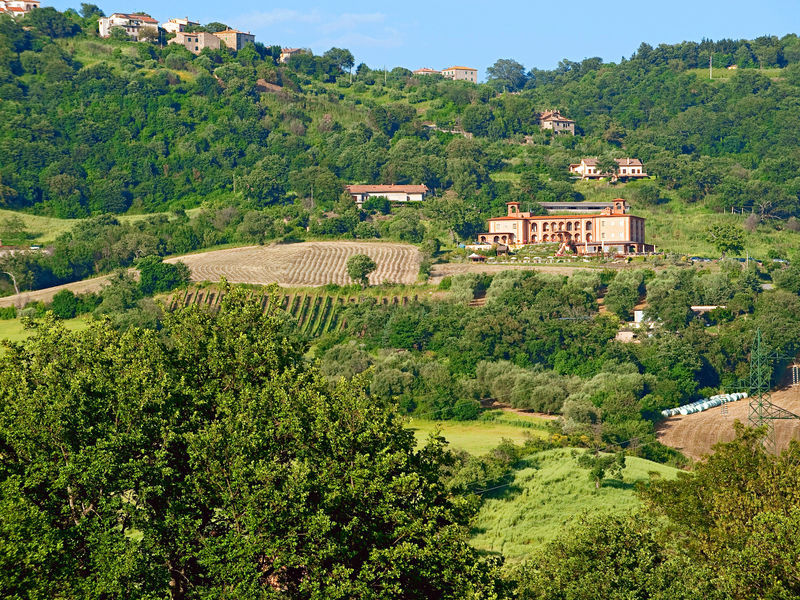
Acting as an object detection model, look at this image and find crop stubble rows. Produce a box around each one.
[165,242,422,287]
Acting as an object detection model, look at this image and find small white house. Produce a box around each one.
[161,17,200,35]
[99,12,159,40]
[345,184,429,206]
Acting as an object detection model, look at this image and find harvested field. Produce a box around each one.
[165,242,422,287]
[429,262,594,283]
[0,269,137,308]
[657,387,800,460]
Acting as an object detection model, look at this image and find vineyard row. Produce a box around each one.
[169,287,420,337]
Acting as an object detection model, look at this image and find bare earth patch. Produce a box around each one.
[656,387,800,460]
[164,241,422,287]
[429,263,594,284]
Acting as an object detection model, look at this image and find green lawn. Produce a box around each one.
[470,448,680,561]
[0,316,90,343]
[409,412,552,455]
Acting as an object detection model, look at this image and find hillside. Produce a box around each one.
[470,448,679,561]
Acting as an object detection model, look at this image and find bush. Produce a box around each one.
[362,196,391,214]
[137,256,191,296]
[49,289,79,319]
[0,306,16,320]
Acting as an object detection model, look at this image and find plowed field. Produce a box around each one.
[656,388,800,460]
[164,242,422,287]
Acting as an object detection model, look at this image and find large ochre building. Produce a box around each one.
[478,200,654,254]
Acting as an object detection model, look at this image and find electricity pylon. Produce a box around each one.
[747,329,800,452]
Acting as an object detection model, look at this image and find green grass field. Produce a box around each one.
[0,207,204,246]
[410,412,553,455]
[0,316,90,343]
[686,66,785,81]
[471,448,680,560]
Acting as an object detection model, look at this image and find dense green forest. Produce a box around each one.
[4,10,800,221]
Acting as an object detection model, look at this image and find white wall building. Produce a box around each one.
[98,13,159,41]
[0,0,40,16]
[161,17,199,35]
[345,185,429,206]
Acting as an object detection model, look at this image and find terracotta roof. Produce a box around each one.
[112,13,158,23]
[540,110,574,122]
[216,29,252,35]
[443,66,475,71]
[413,68,440,74]
[346,184,429,194]
[489,213,640,220]
[577,158,643,167]
[616,158,643,166]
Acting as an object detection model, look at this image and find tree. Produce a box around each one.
[24,7,78,37]
[323,47,355,73]
[596,156,619,178]
[486,58,527,92]
[346,253,377,287]
[138,26,160,43]
[79,3,104,18]
[0,287,504,599]
[136,255,190,296]
[49,289,79,319]
[108,26,129,41]
[204,21,229,33]
[576,450,625,488]
[640,425,800,599]
[705,222,745,257]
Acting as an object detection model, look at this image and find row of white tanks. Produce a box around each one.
[661,392,749,418]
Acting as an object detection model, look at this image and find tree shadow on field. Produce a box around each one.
[478,456,541,502]
[601,478,636,491]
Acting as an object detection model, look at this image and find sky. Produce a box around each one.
[50,0,800,79]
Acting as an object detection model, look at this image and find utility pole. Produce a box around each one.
[747,329,800,453]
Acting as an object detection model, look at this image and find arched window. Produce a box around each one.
[586,233,592,243]
[566,222,572,231]
[574,221,580,230]
[532,234,538,243]
[542,234,549,242]
[480,236,487,243]
[575,233,581,242]
[585,221,591,230]
[531,223,538,232]
[542,222,549,232]
[558,222,564,231]
[551,222,557,232]
[493,236,499,243]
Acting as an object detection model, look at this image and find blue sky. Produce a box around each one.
[51,1,800,79]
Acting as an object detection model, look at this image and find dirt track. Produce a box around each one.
[164,242,422,287]
[656,387,800,460]
[0,270,137,308]
[429,262,593,283]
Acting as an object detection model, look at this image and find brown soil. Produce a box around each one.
[0,269,138,308]
[656,387,800,460]
[165,242,422,287]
